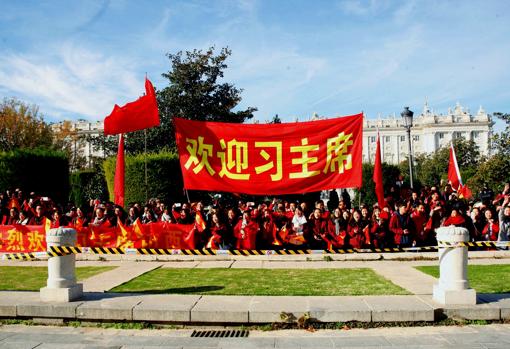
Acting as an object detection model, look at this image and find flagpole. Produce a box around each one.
[144,128,148,203]
[144,72,149,204]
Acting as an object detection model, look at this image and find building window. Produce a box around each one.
[473,131,480,139]
[400,135,406,142]
[370,136,376,143]
[385,136,390,142]
[413,135,420,141]
[438,133,444,139]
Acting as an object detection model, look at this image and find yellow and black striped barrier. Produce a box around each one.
[2,252,37,260]
[2,241,509,260]
[437,241,510,248]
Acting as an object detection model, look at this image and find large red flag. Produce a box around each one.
[372,133,385,208]
[104,78,160,135]
[448,143,462,190]
[114,134,125,207]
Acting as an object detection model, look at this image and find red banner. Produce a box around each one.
[174,114,363,195]
[0,225,46,252]
[0,222,195,253]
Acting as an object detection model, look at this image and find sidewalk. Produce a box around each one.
[1,256,510,325]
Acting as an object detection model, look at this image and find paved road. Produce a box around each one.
[1,324,510,348]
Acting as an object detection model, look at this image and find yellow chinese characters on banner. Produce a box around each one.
[174,113,363,195]
[0,226,47,252]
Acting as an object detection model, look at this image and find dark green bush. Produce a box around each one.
[69,166,108,208]
[103,152,185,206]
[354,162,401,207]
[0,148,69,203]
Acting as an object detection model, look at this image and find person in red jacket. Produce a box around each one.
[389,203,416,248]
[206,213,229,249]
[3,207,19,225]
[308,208,329,249]
[325,208,348,249]
[411,204,428,246]
[442,208,466,227]
[260,208,277,248]
[347,210,366,249]
[482,209,499,242]
[370,207,391,249]
[234,211,259,250]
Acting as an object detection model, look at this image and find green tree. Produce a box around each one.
[466,153,510,194]
[0,98,54,151]
[92,47,257,156]
[355,162,401,207]
[492,112,510,156]
[406,138,481,187]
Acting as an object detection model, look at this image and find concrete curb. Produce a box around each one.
[1,291,509,325]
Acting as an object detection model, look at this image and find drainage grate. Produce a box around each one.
[191,329,249,338]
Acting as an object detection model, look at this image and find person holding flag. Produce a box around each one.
[448,142,473,200]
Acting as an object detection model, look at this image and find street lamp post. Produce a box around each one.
[401,107,414,189]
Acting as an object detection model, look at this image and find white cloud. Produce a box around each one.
[0,43,142,121]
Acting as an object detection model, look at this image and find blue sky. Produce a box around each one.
[0,0,509,125]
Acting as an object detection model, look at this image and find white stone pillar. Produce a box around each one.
[40,227,83,302]
[432,226,476,305]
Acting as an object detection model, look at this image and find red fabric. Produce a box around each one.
[373,133,385,208]
[347,224,365,249]
[114,134,125,207]
[0,222,196,252]
[482,222,499,241]
[443,215,465,227]
[0,225,46,252]
[104,78,160,135]
[174,113,363,195]
[412,212,427,242]
[234,220,259,249]
[458,184,473,200]
[8,198,21,210]
[448,144,462,190]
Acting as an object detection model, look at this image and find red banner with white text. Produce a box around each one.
[174,113,363,195]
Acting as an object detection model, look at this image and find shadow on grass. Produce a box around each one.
[111,285,225,295]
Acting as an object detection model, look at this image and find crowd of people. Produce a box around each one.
[1,181,509,250]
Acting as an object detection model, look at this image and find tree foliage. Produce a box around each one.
[52,120,87,171]
[0,98,54,151]
[0,148,69,203]
[355,162,401,207]
[492,112,510,156]
[466,153,510,194]
[92,47,257,156]
[407,138,481,187]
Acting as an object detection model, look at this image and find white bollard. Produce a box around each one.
[432,226,476,305]
[40,227,83,302]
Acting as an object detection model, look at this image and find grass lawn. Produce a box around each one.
[0,266,115,291]
[416,264,510,294]
[110,268,409,296]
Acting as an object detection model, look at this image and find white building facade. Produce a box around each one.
[55,102,493,167]
[362,102,492,164]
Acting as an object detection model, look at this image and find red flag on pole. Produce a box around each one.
[448,143,462,191]
[104,78,160,135]
[372,133,385,208]
[114,134,125,207]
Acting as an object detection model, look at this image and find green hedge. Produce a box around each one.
[355,162,401,207]
[0,148,69,203]
[104,152,185,206]
[69,166,108,208]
